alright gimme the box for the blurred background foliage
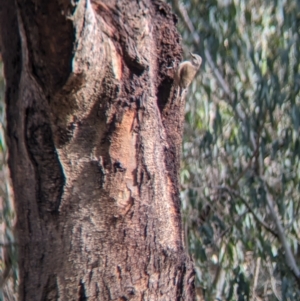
[0,55,18,300]
[168,0,300,300]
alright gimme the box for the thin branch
[252,257,261,301]
[216,185,278,238]
[231,147,259,188]
[263,182,300,287]
[215,210,247,240]
[266,257,282,301]
[174,0,198,41]
[215,268,225,301]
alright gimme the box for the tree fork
[0,0,195,300]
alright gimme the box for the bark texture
[0,0,195,300]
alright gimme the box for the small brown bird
[175,52,202,98]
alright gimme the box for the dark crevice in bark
[123,50,148,75]
[0,1,22,151]
[157,78,173,112]
[78,280,87,301]
[26,209,32,234]
[95,283,100,298]
[176,263,187,301]
[25,107,65,215]
[16,0,74,94]
[90,160,106,189]
[41,274,59,301]
[22,272,28,301]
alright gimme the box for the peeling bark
[0,0,195,300]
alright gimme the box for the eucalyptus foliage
[169,0,300,300]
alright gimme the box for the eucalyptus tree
[0,0,195,300]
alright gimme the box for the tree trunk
[0,0,195,300]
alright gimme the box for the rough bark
[0,0,195,300]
